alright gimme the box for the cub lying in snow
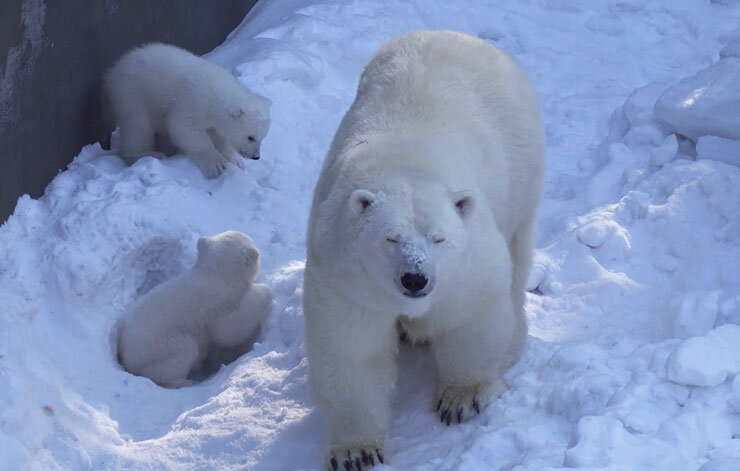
[105,43,271,178]
[118,231,273,387]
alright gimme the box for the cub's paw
[227,153,246,170]
[326,446,385,471]
[435,384,489,426]
[196,153,229,178]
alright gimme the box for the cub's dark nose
[251,154,260,160]
[401,272,428,295]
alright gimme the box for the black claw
[436,397,443,411]
[369,453,375,466]
[376,450,384,464]
[361,450,370,465]
[473,398,480,415]
[446,410,452,426]
[457,407,463,423]
[330,455,338,471]
[344,459,352,471]
[440,408,449,423]
[400,331,408,343]
[355,456,362,471]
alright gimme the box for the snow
[697,135,740,167]
[2,0,740,470]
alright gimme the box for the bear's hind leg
[211,284,273,348]
[119,116,160,165]
[137,333,201,388]
[507,220,535,354]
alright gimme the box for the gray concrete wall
[0,0,257,222]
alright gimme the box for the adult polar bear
[304,31,544,469]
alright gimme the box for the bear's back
[105,43,242,118]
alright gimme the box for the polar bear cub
[118,231,273,387]
[105,43,271,178]
[304,31,545,468]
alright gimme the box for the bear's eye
[248,136,256,142]
[433,237,446,244]
[386,237,399,243]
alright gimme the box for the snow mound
[666,324,740,387]
[654,58,740,141]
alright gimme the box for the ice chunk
[654,58,740,141]
[624,83,668,127]
[666,324,740,387]
[696,135,740,167]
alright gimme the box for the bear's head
[340,174,474,317]
[221,93,272,161]
[196,230,260,283]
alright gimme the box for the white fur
[117,231,273,387]
[303,31,545,466]
[105,43,272,178]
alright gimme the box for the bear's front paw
[435,384,488,426]
[396,320,431,347]
[230,155,246,170]
[196,153,229,178]
[149,151,168,160]
[326,446,385,471]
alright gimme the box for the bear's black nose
[251,155,260,160]
[401,272,428,294]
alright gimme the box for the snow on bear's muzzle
[398,243,434,298]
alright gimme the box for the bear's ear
[453,191,475,217]
[349,189,375,216]
[229,106,245,119]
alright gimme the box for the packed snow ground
[2,0,740,469]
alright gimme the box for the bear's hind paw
[326,446,385,471]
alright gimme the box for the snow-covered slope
[2,1,740,469]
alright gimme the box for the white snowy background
[2,0,740,469]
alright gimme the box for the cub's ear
[453,191,475,217]
[349,189,375,216]
[229,106,245,119]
